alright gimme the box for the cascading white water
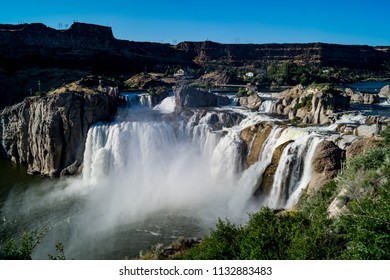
[228,125,284,212]
[259,100,274,113]
[83,106,324,219]
[139,94,153,108]
[153,96,176,113]
[81,115,247,228]
[265,132,321,209]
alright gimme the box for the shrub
[0,229,47,260]
[185,219,242,260]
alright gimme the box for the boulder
[354,124,377,137]
[174,86,229,109]
[350,92,379,104]
[308,140,344,193]
[239,93,262,110]
[328,188,349,218]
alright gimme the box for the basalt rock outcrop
[240,122,273,168]
[175,41,390,70]
[174,86,230,109]
[1,22,390,109]
[0,92,117,177]
[271,85,350,125]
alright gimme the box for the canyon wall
[0,92,117,177]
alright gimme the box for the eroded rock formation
[0,92,117,177]
[271,85,350,124]
[346,88,380,104]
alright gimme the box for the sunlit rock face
[0,92,117,177]
[271,85,350,125]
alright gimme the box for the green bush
[0,230,47,260]
[337,182,390,259]
[185,219,242,260]
[346,147,389,172]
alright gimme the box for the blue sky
[1,0,390,45]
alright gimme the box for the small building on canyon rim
[174,68,194,79]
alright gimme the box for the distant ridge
[0,22,389,108]
[0,22,389,71]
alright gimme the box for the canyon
[1,22,390,108]
[0,22,389,259]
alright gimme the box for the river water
[0,159,206,259]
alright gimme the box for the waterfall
[82,105,324,217]
[153,96,176,113]
[228,126,284,212]
[119,92,153,108]
[259,100,274,113]
[265,133,321,208]
[81,114,248,226]
[139,94,153,108]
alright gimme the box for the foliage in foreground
[0,229,66,260]
[182,136,390,260]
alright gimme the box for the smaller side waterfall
[265,135,321,208]
[259,100,274,113]
[153,96,176,113]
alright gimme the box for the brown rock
[255,140,293,196]
[240,123,273,168]
[312,140,343,174]
[239,93,262,110]
[379,85,390,98]
[308,140,344,193]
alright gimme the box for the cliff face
[175,41,390,69]
[1,22,390,108]
[0,92,117,177]
[1,23,389,72]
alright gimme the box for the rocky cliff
[0,22,188,71]
[0,92,117,177]
[1,22,390,109]
[175,41,390,69]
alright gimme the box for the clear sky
[1,0,390,46]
